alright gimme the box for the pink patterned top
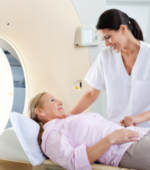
[41,112,150,170]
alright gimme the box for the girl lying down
[28,92,150,170]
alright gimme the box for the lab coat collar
[115,40,145,86]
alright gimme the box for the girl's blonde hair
[28,92,47,148]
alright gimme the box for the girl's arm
[87,129,140,164]
[69,87,100,115]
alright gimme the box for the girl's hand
[120,115,142,127]
[108,129,140,144]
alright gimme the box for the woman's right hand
[108,129,140,144]
[120,115,142,127]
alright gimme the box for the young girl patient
[28,92,150,170]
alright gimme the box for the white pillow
[9,112,46,166]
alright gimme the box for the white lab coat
[84,40,150,128]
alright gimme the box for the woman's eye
[106,36,110,39]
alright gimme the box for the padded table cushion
[33,159,135,170]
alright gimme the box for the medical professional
[69,9,150,128]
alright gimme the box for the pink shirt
[41,112,150,170]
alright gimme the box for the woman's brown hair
[96,9,144,41]
[28,92,46,149]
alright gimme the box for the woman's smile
[58,107,63,110]
[111,44,116,50]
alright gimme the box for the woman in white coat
[69,9,150,128]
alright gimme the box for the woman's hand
[108,129,140,144]
[120,115,142,127]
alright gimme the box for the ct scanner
[0,0,135,170]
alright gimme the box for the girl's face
[36,93,68,122]
[98,25,127,53]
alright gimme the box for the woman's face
[36,93,67,122]
[98,25,127,53]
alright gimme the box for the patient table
[0,128,135,170]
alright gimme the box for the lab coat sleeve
[45,130,92,170]
[84,50,106,90]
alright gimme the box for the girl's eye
[51,99,55,102]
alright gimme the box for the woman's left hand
[120,115,142,127]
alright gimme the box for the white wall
[107,1,150,43]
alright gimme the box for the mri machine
[0,0,135,169]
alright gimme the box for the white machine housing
[75,26,105,46]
